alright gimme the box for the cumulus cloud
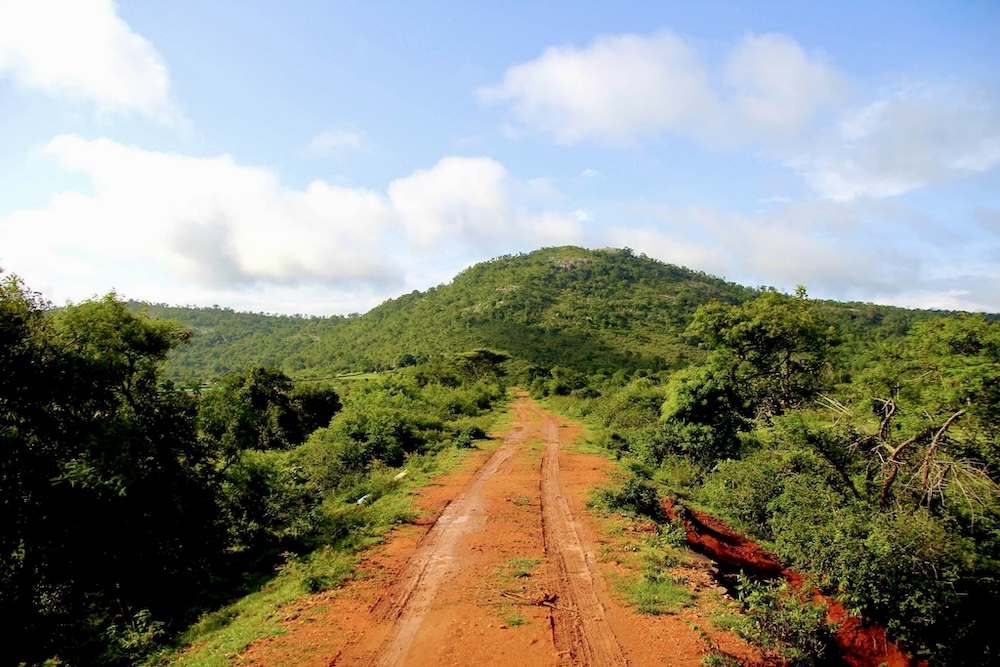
[6,135,396,287]
[607,202,892,293]
[389,156,585,249]
[0,137,585,312]
[788,86,1000,200]
[389,157,513,246]
[724,33,846,142]
[478,31,717,145]
[482,30,1000,204]
[478,30,843,147]
[0,0,180,122]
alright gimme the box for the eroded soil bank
[664,501,925,667]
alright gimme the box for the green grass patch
[160,547,355,667]
[700,650,745,666]
[486,397,518,434]
[619,570,692,615]
[333,371,386,381]
[504,612,528,627]
[586,479,695,616]
[505,557,541,580]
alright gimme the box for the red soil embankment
[662,500,925,667]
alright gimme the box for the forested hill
[315,246,755,373]
[137,246,949,382]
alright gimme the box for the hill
[137,246,948,382]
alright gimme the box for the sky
[1,1,999,316]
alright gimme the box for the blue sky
[1,1,999,315]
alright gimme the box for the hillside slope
[139,246,948,382]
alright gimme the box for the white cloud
[3,135,398,292]
[724,33,846,143]
[0,137,586,312]
[482,30,1000,205]
[388,156,584,249]
[301,127,367,157]
[0,0,180,122]
[607,203,890,293]
[478,30,717,145]
[788,86,1000,200]
[389,156,513,246]
[478,30,844,147]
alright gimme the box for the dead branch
[919,410,966,497]
[497,589,577,615]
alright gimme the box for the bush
[453,424,487,449]
[599,477,662,518]
[734,577,836,667]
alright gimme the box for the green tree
[1,285,223,665]
[199,365,300,463]
[659,362,753,463]
[686,290,837,416]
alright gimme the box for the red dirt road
[237,396,756,667]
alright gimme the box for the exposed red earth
[664,501,927,667]
[235,395,915,666]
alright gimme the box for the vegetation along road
[237,394,760,666]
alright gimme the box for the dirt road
[238,395,750,667]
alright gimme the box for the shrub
[600,477,662,518]
[734,577,836,667]
[453,425,487,449]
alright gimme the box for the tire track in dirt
[345,396,628,666]
[361,404,528,666]
[533,404,628,667]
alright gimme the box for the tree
[199,365,300,463]
[660,362,753,463]
[288,383,342,441]
[449,348,510,384]
[1,286,223,665]
[686,290,837,416]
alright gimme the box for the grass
[505,557,541,580]
[701,650,745,666]
[621,571,692,615]
[504,612,528,627]
[490,555,544,629]
[158,548,356,667]
[585,478,694,616]
[611,529,694,616]
[332,371,386,381]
